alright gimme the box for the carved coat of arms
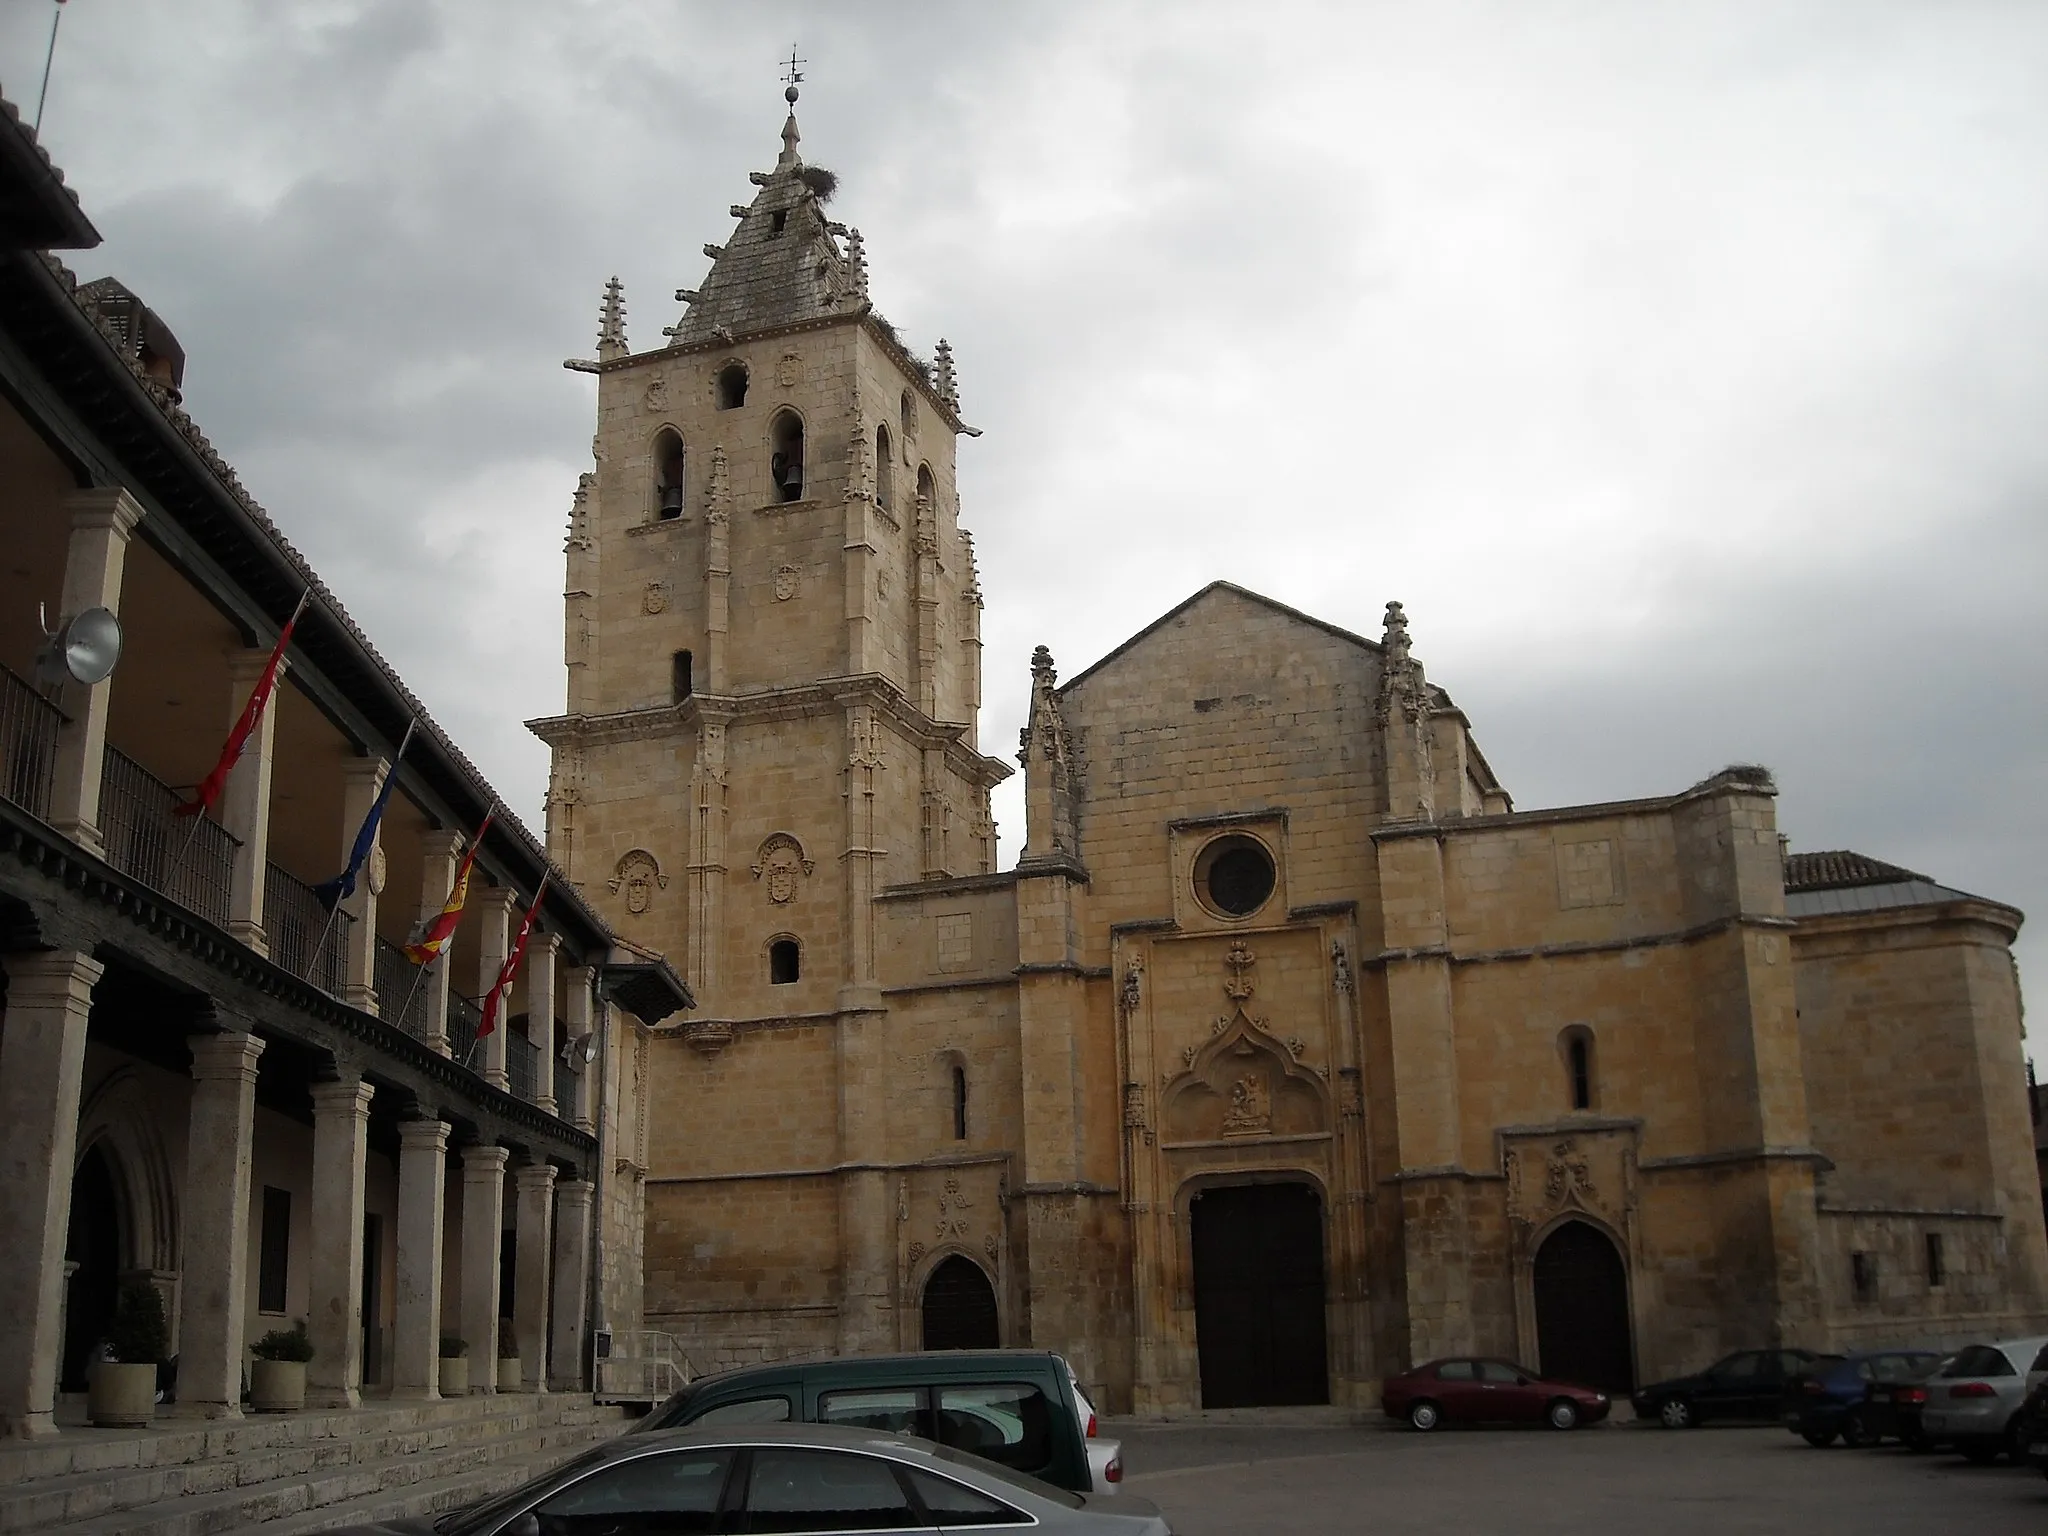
[751,833,815,904]
[608,849,668,915]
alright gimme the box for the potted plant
[248,1321,313,1411]
[496,1326,521,1391]
[438,1335,468,1397]
[89,1281,168,1427]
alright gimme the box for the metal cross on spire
[781,45,806,98]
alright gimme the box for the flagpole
[310,716,417,992]
[396,948,435,1034]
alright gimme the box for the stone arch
[650,425,687,520]
[915,1249,1000,1350]
[769,408,806,502]
[1528,1216,1634,1393]
[74,1066,179,1276]
[1161,1010,1329,1145]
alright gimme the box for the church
[534,92,2048,1412]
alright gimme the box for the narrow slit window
[258,1186,291,1314]
[769,938,800,985]
[900,389,915,440]
[770,411,805,502]
[1568,1037,1591,1110]
[671,650,693,704]
[1925,1232,1945,1288]
[655,429,686,520]
[951,1065,968,1141]
[1851,1250,1877,1304]
[771,208,788,235]
[875,424,893,510]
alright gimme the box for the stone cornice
[1790,898,2023,947]
[528,675,1013,789]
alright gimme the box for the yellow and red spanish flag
[403,813,492,965]
[478,872,549,1041]
[176,589,308,818]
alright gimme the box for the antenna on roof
[34,0,68,135]
[781,43,806,102]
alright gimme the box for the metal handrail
[447,988,483,1063]
[507,1031,540,1103]
[595,1330,696,1404]
[263,859,350,992]
[373,934,431,1039]
[100,746,238,927]
[0,663,62,820]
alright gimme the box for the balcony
[99,745,237,928]
[555,1053,577,1118]
[447,988,483,1065]
[0,664,61,820]
[507,1031,541,1104]
[262,859,349,992]
[373,934,431,1040]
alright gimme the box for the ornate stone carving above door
[1158,1007,1327,1145]
[1500,1125,1638,1251]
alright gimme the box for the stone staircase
[0,1395,632,1536]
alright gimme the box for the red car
[1382,1357,1612,1431]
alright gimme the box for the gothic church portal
[536,97,2048,1410]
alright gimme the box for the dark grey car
[326,1422,1171,1536]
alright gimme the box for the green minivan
[633,1350,1106,1494]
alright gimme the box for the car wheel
[1840,1413,1877,1450]
[1659,1398,1695,1429]
[1547,1400,1580,1431]
[1801,1428,1838,1448]
[1958,1437,2001,1465]
[1408,1400,1442,1432]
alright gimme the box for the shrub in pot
[438,1335,468,1397]
[249,1321,313,1411]
[496,1326,522,1391]
[89,1282,168,1427]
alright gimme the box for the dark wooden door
[922,1256,1000,1349]
[1191,1182,1329,1408]
[1532,1221,1633,1394]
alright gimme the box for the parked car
[1919,1336,2048,1463]
[635,1350,1114,1494]
[1782,1350,1944,1447]
[1853,1354,1951,1450]
[1633,1348,1822,1428]
[1067,1368,1124,1495]
[328,1422,1169,1536]
[1381,1357,1612,1430]
[2015,1377,2048,1479]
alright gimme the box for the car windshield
[920,1441,1087,1509]
[432,1444,619,1534]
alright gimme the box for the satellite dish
[35,605,122,687]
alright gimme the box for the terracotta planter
[438,1357,468,1396]
[250,1358,306,1412]
[497,1355,522,1391]
[88,1361,158,1428]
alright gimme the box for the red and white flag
[177,589,308,818]
[478,873,549,1041]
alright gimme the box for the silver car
[325,1422,1170,1536]
[1919,1334,2048,1463]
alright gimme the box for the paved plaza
[1115,1418,2048,1535]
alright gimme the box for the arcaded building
[537,97,2048,1411]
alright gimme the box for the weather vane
[781,45,806,100]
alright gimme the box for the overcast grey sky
[7,1,2044,1033]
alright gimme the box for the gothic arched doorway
[1191,1181,1329,1408]
[62,1142,124,1391]
[922,1256,1000,1350]
[1532,1220,1633,1394]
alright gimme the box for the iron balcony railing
[507,1031,541,1104]
[263,859,350,993]
[447,988,483,1065]
[373,934,432,1040]
[554,1054,578,1118]
[100,746,237,927]
[0,663,62,820]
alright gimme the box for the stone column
[173,1030,266,1419]
[528,934,560,1116]
[0,949,104,1439]
[46,489,144,855]
[221,649,285,955]
[514,1162,557,1392]
[417,831,464,1056]
[337,757,386,1013]
[549,1178,594,1391]
[563,966,597,1133]
[391,1119,450,1399]
[475,890,514,1089]
[306,1078,374,1408]
[460,1144,509,1390]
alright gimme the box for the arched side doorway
[1532,1219,1634,1394]
[62,1143,124,1392]
[1191,1181,1329,1408]
[922,1255,1000,1350]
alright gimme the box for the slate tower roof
[666,86,856,347]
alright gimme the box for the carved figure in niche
[750,833,816,904]
[1331,940,1353,995]
[608,849,668,914]
[1223,1074,1271,1137]
[774,563,800,601]
[1123,1083,1152,1145]
[644,580,670,615]
[1118,956,1143,1019]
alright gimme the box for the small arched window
[915,463,936,510]
[769,937,801,985]
[770,411,805,502]
[1562,1027,1595,1112]
[951,1065,968,1142]
[654,429,686,520]
[717,363,748,410]
[671,650,693,704]
[875,424,893,510]
[900,389,915,441]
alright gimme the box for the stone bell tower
[534,82,1009,1038]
